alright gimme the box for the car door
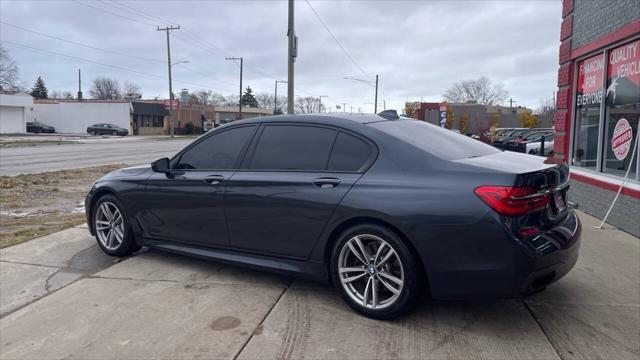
[140,125,257,248]
[224,124,376,259]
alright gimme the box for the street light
[167,60,189,137]
[344,74,379,113]
[274,80,287,114]
[319,95,327,113]
[172,60,189,67]
[225,57,243,119]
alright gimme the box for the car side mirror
[151,157,170,173]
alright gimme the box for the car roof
[224,113,394,128]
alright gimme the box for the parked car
[26,121,55,133]
[85,113,580,319]
[506,131,555,152]
[527,134,555,156]
[87,123,129,136]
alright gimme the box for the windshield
[371,120,500,161]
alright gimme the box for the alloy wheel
[338,234,404,310]
[95,201,125,251]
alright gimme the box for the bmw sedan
[85,113,581,319]
[26,121,55,133]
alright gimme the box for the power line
[304,0,369,78]
[101,0,174,26]
[3,40,226,91]
[71,0,157,28]
[70,0,345,106]
[0,21,164,64]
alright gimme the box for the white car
[527,137,554,156]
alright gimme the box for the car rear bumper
[426,209,581,300]
[517,209,581,294]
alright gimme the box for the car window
[371,120,499,161]
[250,125,336,171]
[327,132,372,172]
[177,125,256,170]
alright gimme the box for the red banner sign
[163,99,180,109]
[606,39,639,106]
[576,54,604,107]
[608,39,639,85]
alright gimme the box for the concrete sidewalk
[0,211,638,359]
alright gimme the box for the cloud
[0,0,561,112]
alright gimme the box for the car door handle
[203,175,225,185]
[313,177,341,188]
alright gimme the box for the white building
[0,92,33,134]
[31,99,131,134]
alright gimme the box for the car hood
[100,165,151,180]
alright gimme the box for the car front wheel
[93,195,140,257]
[331,224,422,319]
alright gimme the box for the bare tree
[210,93,227,106]
[443,76,508,105]
[90,77,122,100]
[122,81,141,98]
[536,96,556,115]
[225,94,240,107]
[0,46,19,91]
[189,89,212,105]
[295,97,325,114]
[49,90,74,99]
[256,92,274,109]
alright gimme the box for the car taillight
[474,186,550,217]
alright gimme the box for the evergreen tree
[30,76,48,99]
[241,87,259,108]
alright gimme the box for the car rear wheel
[112,130,118,136]
[90,130,96,136]
[93,195,140,257]
[331,224,421,319]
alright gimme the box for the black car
[26,121,55,133]
[87,123,129,136]
[85,113,580,319]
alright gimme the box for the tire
[92,194,140,257]
[112,130,118,136]
[330,223,422,320]
[90,130,96,136]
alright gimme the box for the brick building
[555,0,639,236]
[405,102,551,135]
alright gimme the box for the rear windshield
[371,120,500,160]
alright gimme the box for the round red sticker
[611,118,633,160]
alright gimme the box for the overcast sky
[1,0,562,113]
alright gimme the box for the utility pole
[345,75,379,114]
[287,0,297,114]
[77,68,83,101]
[319,95,327,113]
[342,103,347,113]
[374,74,379,114]
[225,57,243,119]
[274,80,287,114]
[158,25,180,137]
[509,98,516,109]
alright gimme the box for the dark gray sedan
[85,113,580,319]
[86,123,128,136]
[26,121,55,133]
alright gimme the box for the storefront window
[603,39,639,179]
[573,54,604,169]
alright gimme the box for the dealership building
[555,0,639,236]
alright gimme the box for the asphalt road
[1,211,638,359]
[0,137,193,176]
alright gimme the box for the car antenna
[377,109,399,120]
